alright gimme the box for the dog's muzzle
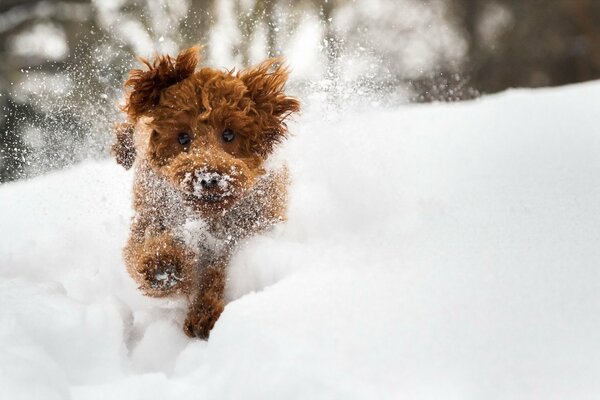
[181,169,237,205]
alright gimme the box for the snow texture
[2,82,600,399]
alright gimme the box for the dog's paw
[134,244,196,297]
[144,261,184,291]
[183,297,225,339]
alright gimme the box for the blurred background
[1,0,599,182]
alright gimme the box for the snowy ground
[2,82,600,399]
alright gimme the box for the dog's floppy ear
[123,46,200,122]
[111,122,136,169]
[239,58,300,120]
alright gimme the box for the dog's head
[122,47,299,217]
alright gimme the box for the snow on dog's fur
[112,46,299,338]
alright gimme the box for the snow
[10,22,69,61]
[2,81,600,399]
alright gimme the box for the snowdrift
[2,82,600,399]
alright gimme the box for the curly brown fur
[113,46,299,339]
[123,46,200,122]
[183,263,226,339]
[112,122,136,169]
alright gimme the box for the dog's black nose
[200,177,219,189]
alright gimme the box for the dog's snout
[190,170,229,192]
[200,177,219,189]
[181,168,235,200]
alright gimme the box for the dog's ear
[111,122,136,169]
[123,46,200,122]
[239,58,300,121]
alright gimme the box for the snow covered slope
[2,82,600,399]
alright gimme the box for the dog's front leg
[124,230,199,298]
[183,261,226,339]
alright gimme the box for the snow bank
[2,82,600,399]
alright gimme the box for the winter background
[1,1,600,399]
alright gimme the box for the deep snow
[2,82,600,399]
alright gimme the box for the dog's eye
[222,129,235,143]
[178,132,191,146]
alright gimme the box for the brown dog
[112,47,300,338]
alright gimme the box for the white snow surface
[2,82,600,399]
